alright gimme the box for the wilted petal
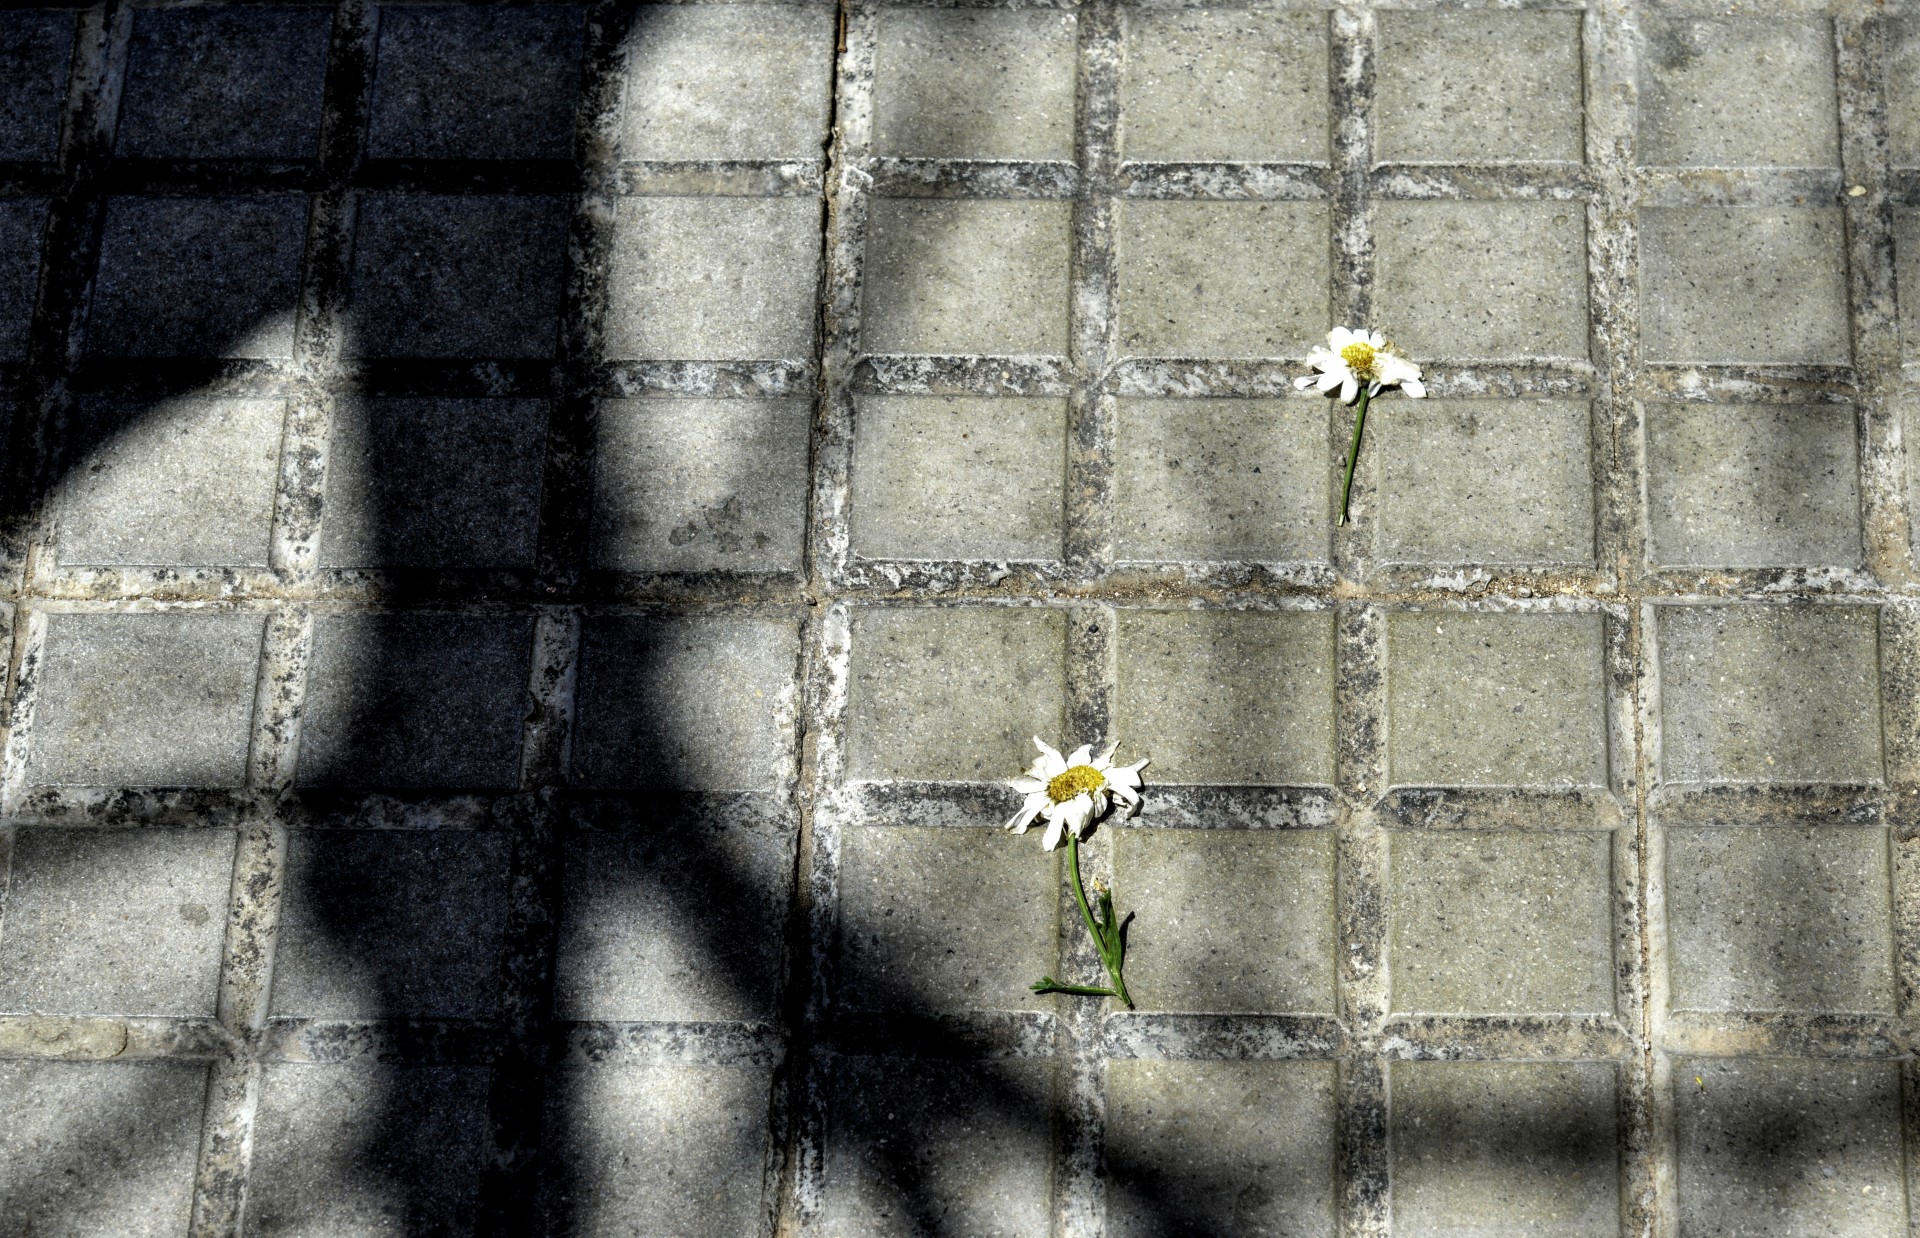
[1032,737,1067,777]
[1402,377,1426,398]
[1065,744,1094,768]
[1006,793,1047,833]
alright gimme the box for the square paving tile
[87,195,307,358]
[555,820,793,1022]
[319,398,548,570]
[294,613,533,790]
[1118,9,1328,164]
[1666,826,1894,1014]
[872,8,1077,161]
[1375,10,1584,163]
[1114,397,1329,563]
[620,5,836,161]
[1675,1058,1905,1237]
[1390,1061,1620,1237]
[1640,208,1851,365]
[1114,828,1336,1014]
[0,1060,207,1237]
[590,397,810,573]
[606,195,821,361]
[851,395,1067,561]
[1105,1060,1337,1238]
[1891,209,1920,362]
[347,193,568,358]
[1115,608,1335,786]
[0,197,45,360]
[1638,17,1838,167]
[271,829,512,1020]
[0,12,74,162]
[846,606,1066,781]
[1646,402,1862,569]
[862,199,1071,356]
[836,825,1057,1014]
[28,611,264,788]
[1386,611,1609,789]
[1889,19,1920,167]
[570,613,800,791]
[1374,200,1589,361]
[1116,201,1329,359]
[1389,829,1615,1014]
[544,1063,774,1237]
[58,396,284,567]
[821,1055,1054,1237]
[368,4,584,159]
[1656,605,1882,785]
[1377,399,1596,567]
[0,828,235,1017]
[116,6,332,159]
[249,1062,491,1236]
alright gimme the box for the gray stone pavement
[0,0,1917,1235]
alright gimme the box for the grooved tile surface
[7,4,1920,1231]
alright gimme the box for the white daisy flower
[1005,737,1147,852]
[1294,326,1426,405]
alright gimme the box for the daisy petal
[1317,370,1344,393]
[1041,817,1065,851]
[1032,736,1066,777]
[1011,777,1046,795]
[1402,377,1426,398]
[1294,374,1316,389]
[1339,376,1359,404]
[1065,744,1093,768]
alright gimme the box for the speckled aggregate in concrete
[1,2,1919,1235]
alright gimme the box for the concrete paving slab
[555,819,792,1021]
[1646,402,1863,569]
[1115,608,1335,785]
[28,611,263,788]
[0,828,234,1017]
[0,1060,206,1237]
[368,4,584,160]
[58,396,284,567]
[271,829,511,1020]
[1656,604,1882,785]
[1114,827,1336,1014]
[620,5,836,161]
[1114,397,1330,563]
[1390,1061,1620,1236]
[0,11,72,162]
[1377,398,1596,567]
[0,197,45,360]
[570,613,798,790]
[1638,16,1838,168]
[1116,200,1329,359]
[319,398,547,570]
[248,1062,491,1237]
[1674,1058,1906,1237]
[591,397,811,573]
[851,394,1067,562]
[1376,10,1585,163]
[543,1062,774,1237]
[873,8,1077,161]
[1117,10,1328,164]
[1389,829,1615,1014]
[862,199,1071,356]
[1640,207,1851,364]
[116,6,332,160]
[1105,1060,1337,1238]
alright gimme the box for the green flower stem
[1030,833,1133,1009]
[1338,387,1371,527]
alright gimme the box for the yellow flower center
[1340,341,1378,379]
[1047,764,1106,803]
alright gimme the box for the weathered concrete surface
[0,1,1918,1235]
